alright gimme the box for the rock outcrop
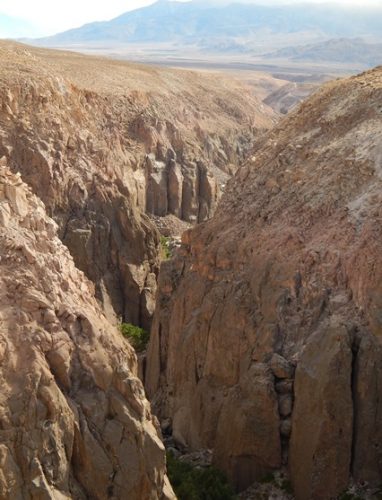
[0,41,275,326]
[0,161,174,499]
[146,67,382,497]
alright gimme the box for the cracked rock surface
[0,41,275,326]
[0,162,174,499]
[146,67,382,498]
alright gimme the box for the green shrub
[338,493,363,500]
[120,323,149,352]
[160,236,171,260]
[259,472,275,484]
[166,451,235,500]
[280,479,293,494]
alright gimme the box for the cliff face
[146,67,382,498]
[0,161,174,499]
[0,42,275,327]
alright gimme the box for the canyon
[146,66,382,498]
[0,36,381,500]
[0,40,276,499]
[0,41,275,330]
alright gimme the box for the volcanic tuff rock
[0,161,174,499]
[0,41,274,326]
[146,67,382,497]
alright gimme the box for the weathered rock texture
[0,162,174,499]
[0,41,275,326]
[146,67,382,497]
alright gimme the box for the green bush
[280,479,293,494]
[259,472,275,484]
[160,236,172,260]
[120,323,149,352]
[166,451,235,500]
[338,493,363,500]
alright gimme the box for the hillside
[263,81,319,115]
[0,161,174,498]
[146,66,382,498]
[0,41,274,328]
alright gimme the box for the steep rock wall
[0,161,174,499]
[0,41,275,326]
[146,67,382,497]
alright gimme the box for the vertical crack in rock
[349,325,361,479]
[0,163,174,498]
[146,66,382,496]
[0,41,275,327]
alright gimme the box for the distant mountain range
[267,38,382,67]
[32,0,382,48]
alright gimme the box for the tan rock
[289,320,353,499]
[147,66,382,494]
[167,160,183,218]
[270,354,294,379]
[0,165,173,499]
[0,40,275,328]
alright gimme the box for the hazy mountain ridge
[268,37,382,66]
[33,0,382,48]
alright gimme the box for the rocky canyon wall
[146,66,382,498]
[0,41,275,327]
[0,161,174,499]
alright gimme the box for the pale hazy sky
[1,0,381,38]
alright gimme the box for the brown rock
[167,160,183,218]
[352,333,382,486]
[289,319,353,499]
[146,154,168,217]
[146,66,382,493]
[280,419,292,438]
[0,40,275,327]
[0,165,173,499]
[278,395,293,418]
[198,161,219,222]
[275,379,294,394]
[270,354,295,379]
[213,364,281,490]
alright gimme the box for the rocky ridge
[146,66,382,498]
[0,41,275,327]
[0,160,174,499]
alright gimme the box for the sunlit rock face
[0,162,175,499]
[0,41,275,327]
[146,66,382,497]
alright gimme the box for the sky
[1,0,381,38]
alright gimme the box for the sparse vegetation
[166,451,235,500]
[160,235,171,260]
[258,472,293,496]
[120,323,149,352]
[338,490,363,500]
[338,494,363,500]
[259,472,275,484]
[280,479,293,494]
